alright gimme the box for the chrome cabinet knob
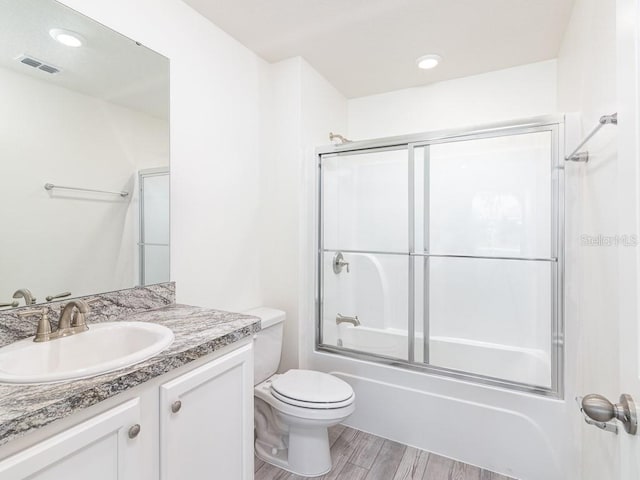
[582,393,637,435]
[128,424,141,439]
[171,400,182,413]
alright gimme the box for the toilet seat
[255,380,355,421]
[271,389,355,409]
[270,370,354,409]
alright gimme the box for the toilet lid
[271,370,354,404]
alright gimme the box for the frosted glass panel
[323,148,408,252]
[140,170,170,286]
[420,132,552,258]
[143,245,170,285]
[321,251,409,360]
[142,174,170,244]
[418,256,552,388]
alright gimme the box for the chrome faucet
[336,313,360,327]
[17,300,91,342]
[13,288,36,306]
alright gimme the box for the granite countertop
[0,304,261,447]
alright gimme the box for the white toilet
[246,307,355,477]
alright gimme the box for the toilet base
[255,423,332,477]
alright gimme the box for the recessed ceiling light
[416,54,442,70]
[49,28,84,47]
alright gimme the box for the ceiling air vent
[38,64,60,74]
[15,54,61,75]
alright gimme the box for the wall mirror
[0,0,170,309]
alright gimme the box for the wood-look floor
[254,425,515,480]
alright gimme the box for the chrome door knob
[581,394,616,422]
[171,400,182,413]
[581,393,637,435]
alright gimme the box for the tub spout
[336,314,360,327]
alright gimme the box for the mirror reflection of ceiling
[184,0,576,98]
[0,0,169,119]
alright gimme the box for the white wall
[260,57,302,372]
[262,57,347,371]
[0,65,168,302]
[348,60,558,139]
[557,0,619,479]
[56,0,270,312]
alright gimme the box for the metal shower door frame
[315,115,565,398]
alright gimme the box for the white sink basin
[0,322,174,384]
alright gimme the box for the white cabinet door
[0,398,142,480]
[160,343,253,480]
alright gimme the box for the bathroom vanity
[0,285,259,480]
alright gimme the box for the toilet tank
[243,307,285,385]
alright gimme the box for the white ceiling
[184,0,576,99]
[0,0,169,119]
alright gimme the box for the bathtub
[310,324,570,480]
[336,325,551,388]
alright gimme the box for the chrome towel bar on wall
[565,112,617,163]
[44,183,129,197]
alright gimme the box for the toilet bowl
[245,307,356,477]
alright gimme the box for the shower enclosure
[316,116,563,396]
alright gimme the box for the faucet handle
[17,308,47,318]
[45,291,72,302]
[18,308,52,342]
[333,252,351,274]
[338,258,350,273]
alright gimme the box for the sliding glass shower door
[318,119,563,396]
[321,147,410,359]
[413,131,557,389]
